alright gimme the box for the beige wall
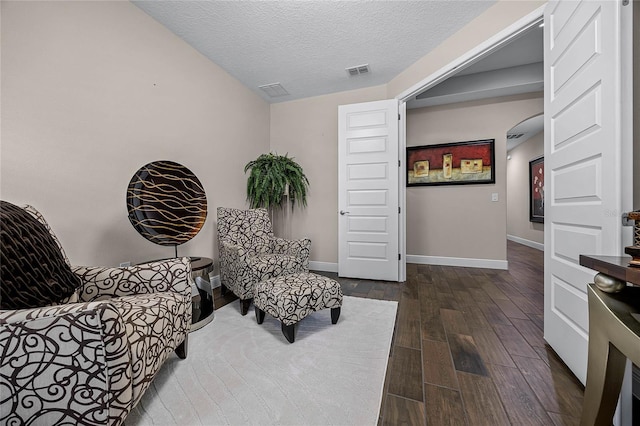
[270,86,387,263]
[1,1,270,267]
[406,94,543,262]
[506,131,544,245]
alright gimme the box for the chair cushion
[249,254,305,283]
[0,201,80,309]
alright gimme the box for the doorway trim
[395,5,545,104]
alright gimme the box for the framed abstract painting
[529,156,544,223]
[406,139,495,186]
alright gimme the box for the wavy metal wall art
[127,161,207,246]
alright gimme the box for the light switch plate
[491,193,499,202]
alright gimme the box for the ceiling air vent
[507,133,525,139]
[346,64,370,76]
[259,82,289,98]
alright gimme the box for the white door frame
[398,101,407,282]
[395,6,545,104]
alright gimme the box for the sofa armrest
[220,241,260,297]
[219,240,249,269]
[271,237,311,269]
[0,302,133,426]
[220,240,248,258]
[74,257,193,302]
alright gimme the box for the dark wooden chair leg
[255,306,265,324]
[240,298,252,316]
[175,334,188,359]
[220,283,228,296]
[281,322,296,343]
[331,307,341,324]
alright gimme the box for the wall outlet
[119,261,131,267]
[491,193,499,202]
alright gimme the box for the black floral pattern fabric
[217,207,311,301]
[0,201,80,309]
[254,272,343,326]
[0,205,192,426]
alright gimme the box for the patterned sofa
[0,202,193,426]
[217,207,311,315]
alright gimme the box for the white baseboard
[310,257,508,272]
[309,261,338,273]
[406,255,508,270]
[507,234,544,251]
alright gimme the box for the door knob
[340,210,350,216]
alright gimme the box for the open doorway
[402,17,543,271]
[506,113,544,252]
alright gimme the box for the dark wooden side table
[579,255,640,425]
[190,257,214,332]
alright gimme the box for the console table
[579,255,640,425]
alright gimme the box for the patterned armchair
[217,207,311,315]
[0,202,193,426]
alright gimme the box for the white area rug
[125,295,398,426]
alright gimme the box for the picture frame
[406,139,495,186]
[529,156,544,223]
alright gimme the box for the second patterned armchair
[217,207,311,315]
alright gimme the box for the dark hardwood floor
[213,240,585,425]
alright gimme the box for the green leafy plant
[244,153,309,209]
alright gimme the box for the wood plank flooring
[213,240,585,425]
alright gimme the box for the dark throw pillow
[0,201,80,310]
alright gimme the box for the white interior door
[544,0,632,391]
[338,100,399,281]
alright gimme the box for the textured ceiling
[132,1,496,103]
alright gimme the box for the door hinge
[398,207,401,214]
[398,113,401,120]
[398,253,401,260]
[398,160,401,167]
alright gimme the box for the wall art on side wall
[529,156,544,223]
[406,139,495,186]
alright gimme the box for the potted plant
[244,153,309,210]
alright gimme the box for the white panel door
[338,100,399,281]
[544,0,632,387]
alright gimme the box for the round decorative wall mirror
[126,160,207,248]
